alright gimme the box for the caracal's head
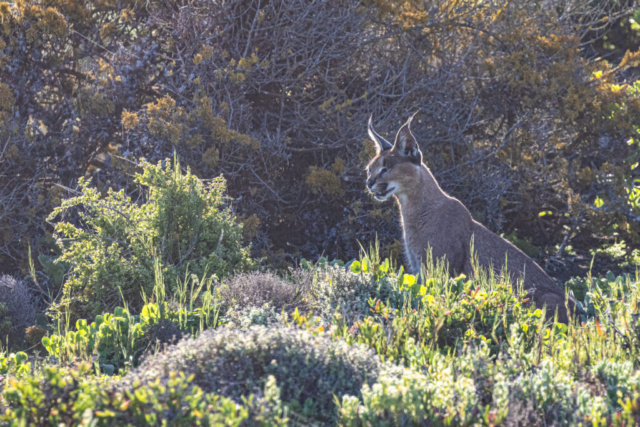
[365,112,424,202]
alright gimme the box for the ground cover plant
[4,240,640,425]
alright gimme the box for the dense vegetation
[1,0,640,277]
[0,157,639,425]
[2,0,640,425]
[3,236,640,425]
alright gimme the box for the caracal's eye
[380,167,389,175]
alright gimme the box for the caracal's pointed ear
[368,115,393,154]
[393,111,422,164]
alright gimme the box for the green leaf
[14,352,28,365]
[318,257,327,269]
[94,315,104,327]
[350,261,362,274]
[38,254,67,286]
[101,364,115,375]
[76,319,88,331]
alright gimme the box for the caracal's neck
[394,163,447,217]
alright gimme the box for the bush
[0,351,30,379]
[291,251,548,366]
[0,363,288,426]
[42,307,146,374]
[120,325,382,422]
[47,156,254,318]
[294,261,402,322]
[0,276,35,349]
[42,288,221,373]
[221,271,304,312]
[337,343,589,426]
[8,258,640,425]
[338,334,640,426]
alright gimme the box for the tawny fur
[366,115,575,323]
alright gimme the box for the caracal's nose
[366,177,376,190]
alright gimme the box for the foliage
[40,264,222,373]
[0,363,288,426]
[0,276,36,349]
[47,156,253,317]
[5,248,640,424]
[337,339,640,426]
[290,249,556,366]
[220,271,305,313]
[42,308,145,374]
[41,299,221,374]
[328,252,640,425]
[293,256,402,322]
[1,0,639,279]
[120,326,381,423]
[0,351,30,378]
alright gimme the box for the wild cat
[365,113,574,323]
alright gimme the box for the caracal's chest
[400,218,428,274]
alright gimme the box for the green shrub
[9,257,640,426]
[0,351,30,379]
[220,271,310,329]
[225,303,283,329]
[293,259,403,323]
[0,363,287,426]
[47,156,254,318]
[328,256,640,425]
[339,348,490,426]
[120,325,381,423]
[338,334,640,426]
[41,292,221,373]
[290,250,547,366]
[42,307,146,374]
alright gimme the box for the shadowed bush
[120,325,382,422]
[0,276,35,349]
[221,271,304,312]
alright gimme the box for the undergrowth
[2,244,640,425]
